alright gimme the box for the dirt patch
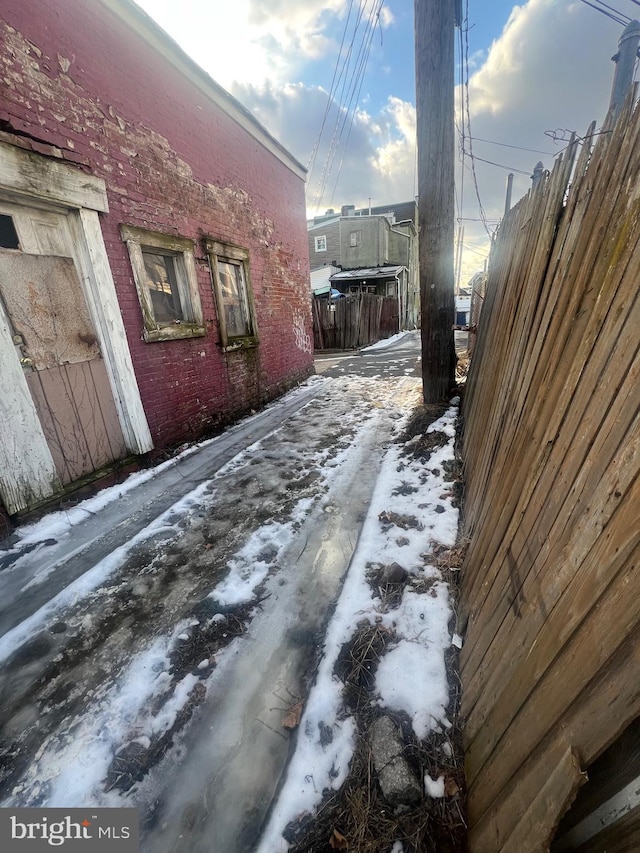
[104,681,207,793]
[334,623,396,714]
[366,563,407,611]
[378,510,424,532]
[399,405,448,443]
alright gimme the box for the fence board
[462,263,640,722]
[469,630,640,849]
[460,94,640,851]
[312,293,398,350]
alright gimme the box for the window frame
[121,224,205,343]
[314,235,327,252]
[349,230,362,248]
[206,239,258,351]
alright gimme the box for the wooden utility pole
[414,0,457,403]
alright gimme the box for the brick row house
[0,0,314,518]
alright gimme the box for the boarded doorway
[0,203,126,488]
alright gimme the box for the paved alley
[0,332,459,853]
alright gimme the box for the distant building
[307,202,419,329]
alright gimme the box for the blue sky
[133,0,637,280]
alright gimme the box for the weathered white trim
[99,0,306,182]
[70,209,153,454]
[0,141,153,467]
[0,142,108,212]
[121,224,205,342]
[0,301,60,514]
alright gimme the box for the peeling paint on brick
[0,3,313,458]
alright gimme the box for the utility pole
[609,20,640,121]
[504,172,514,217]
[414,0,457,403]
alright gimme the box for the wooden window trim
[121,224,205,342]
[206,239,258,352]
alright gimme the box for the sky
[132,0,639,283]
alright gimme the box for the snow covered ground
[257,404,461,852]
[0,333,464,852]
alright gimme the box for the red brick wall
[0,0,314,449]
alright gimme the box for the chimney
[341,204,355,217]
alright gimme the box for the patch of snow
[359,331,414,353]
[257,403,460,851]
[9,375,327,552]
[375,638,450,741]
[424,774,445,798]
[0,482,212,665]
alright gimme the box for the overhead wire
[319,2,378,208]
[462,153,531,175]
[327,2,384,207]
[462,0,493,238]
[309,0,385,214]
[577,0,630,25]
[469,136,555,156]
[306,0,356,179]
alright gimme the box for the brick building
[0,0,313,517]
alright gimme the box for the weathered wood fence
[460,95,640,852]
[312,293,398,350]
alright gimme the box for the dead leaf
[329,828,349,849]
[444,776,460,797]
[282,701,303,730]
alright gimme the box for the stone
[381,562,408,585]
[369,716,422,806]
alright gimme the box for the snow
[360,331,414,352]
[424,774,446,798]
[1,358,462,846]
[0,481,211,665]
[257,402,460,852]
[8,375,327,552]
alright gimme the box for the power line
[462,0,493,237]
[463,152,531,175]
[310,0,384,213]
[323,2,380,208]
[470,136,554,156]
[306,0,356,179]
[577,0,630,25]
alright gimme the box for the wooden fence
[312,293,398,350]
[460,95,640,852]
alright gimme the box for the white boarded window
[314,235,327,252]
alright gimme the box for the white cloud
[456,0,624,282]
[134,0,350,88]
[233,80,416,215]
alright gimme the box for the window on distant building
[314,235,327,252]
[206,240,257,350]
[121,225,205,342]
[349,230,362,248]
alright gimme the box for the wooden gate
[312,293,398,350]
